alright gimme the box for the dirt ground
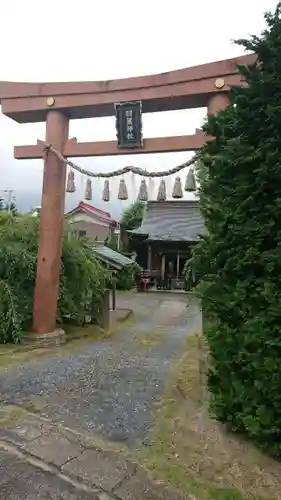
[139,332,281,500]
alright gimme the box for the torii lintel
[0,53,255,124]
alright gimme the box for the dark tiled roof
[130,200,205,242]
[93,244,135,270]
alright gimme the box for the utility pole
[3,189,13,212]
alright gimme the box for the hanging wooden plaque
[115,101,143,148]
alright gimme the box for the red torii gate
[0,53,255,343]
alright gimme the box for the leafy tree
[193,3,281,457]
[120,200,145,230]
[195,158,209,186]
[0,214,108,343]
[0,197,4,211]
[115,263,141,290]
[103,227,141,290]
[104,233,119,251]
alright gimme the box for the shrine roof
[93,244,135,270]
[66,201,118,225]
[130,200,205,242]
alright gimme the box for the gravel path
[0,293,201,447]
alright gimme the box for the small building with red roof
[66,201,119,242]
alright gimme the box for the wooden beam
[14,133,212,160]
[3,75,238,123]
[0,54,255,101]
[0,54,256,123]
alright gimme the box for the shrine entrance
[0,53,254,341]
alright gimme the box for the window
[78,230,87,237]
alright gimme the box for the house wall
[67,212,113,241]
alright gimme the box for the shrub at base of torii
[0,213,108,343]
[192,3,281,457]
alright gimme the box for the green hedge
[192,4,281,457]
[116,263,141,290]
[0,213,108,343]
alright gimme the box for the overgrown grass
[139,332,281,500]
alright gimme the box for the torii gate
[0,53,255,343]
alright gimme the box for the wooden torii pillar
[0,53,255,344]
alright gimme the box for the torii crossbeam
[0,53,255,344]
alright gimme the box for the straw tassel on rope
[184,168,196,192]
[172,176,183,199]
[157,179,166,201]
[138,179,148,201]
[66,169,76,193]
[118,178,128,200]
[85,178,92,200]
[102,179,110,202]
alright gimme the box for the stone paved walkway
[0,404,192,499]
[0,293,201,499]
[0,448,97,500]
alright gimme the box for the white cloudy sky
[0,0,277,218]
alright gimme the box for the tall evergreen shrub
[193,3,281,456]
[0,213,108,343]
